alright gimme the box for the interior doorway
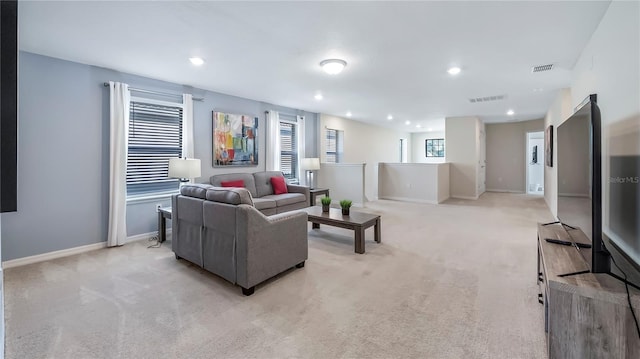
[526,131,544,195]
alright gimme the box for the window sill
[126,192,177,204]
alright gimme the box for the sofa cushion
[252,197,277,210]
[210,173,258,198]
[262,193,306,207]
[221,179,245,188]
[205,187,254,206]
[270,176,288,195]
[253,171,285,197]
[180,183,215,199]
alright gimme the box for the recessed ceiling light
[405,120,411,125]
[507,109,515,116]
[346,111,352,117]
[387,115,393,120]
[416,124,422,128]
[447,66,461,75]
[189,57,205,66]
[320,59,347,75]
[428,128,433,132]
[314,93,323,100]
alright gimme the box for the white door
[478,127,486,195]
[526,131,545,195]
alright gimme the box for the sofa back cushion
[205,187,254,206]
[180,183,215,199]
[210,173,257,197]
[253,171,286,197]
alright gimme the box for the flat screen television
[557,95,640,286]
[556,94,609,273]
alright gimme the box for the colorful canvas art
[212,111,258,167]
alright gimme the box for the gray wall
[485,119,544,192]
[2,52,317,261]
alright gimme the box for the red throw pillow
[221,179,245,188]
[270,176,288,195]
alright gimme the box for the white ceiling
[18,1,611,133]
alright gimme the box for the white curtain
[266,110,281,171]
[108,81,130,247]
[182,94,194,158]
[296,115,306,182]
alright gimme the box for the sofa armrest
[235,205,308,289]
[286,184,310,204]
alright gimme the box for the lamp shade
[300,158,320,171]
[168,158,201,179]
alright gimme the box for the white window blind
[127,100,183,196]
[279,117,297,180]
[326,128,343,163]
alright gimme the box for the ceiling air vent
[468,94,506,104]
[532,63,554,73]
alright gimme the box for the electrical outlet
[156,204,162,212]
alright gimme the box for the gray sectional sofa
[210,171,309,215]
[172,183,308,295]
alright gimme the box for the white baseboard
[2,241,107,269]
[2,230,170,269]
[486,189,525,194]
[450,195,479,200]
[378,196,439,205]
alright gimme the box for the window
[127,99,184,197]
[325,128,343,163]
[400,138,408,163]
[425,138,445,157]
[279,120,297,181]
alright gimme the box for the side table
[157,207,172,243]
[309,188,330,206]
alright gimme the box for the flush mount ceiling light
[387,115,393,120]
[428,128,433,132]
[416,124,422,128]
[189,57,205,66]
[314,93,323,100]
[346,111,352,117]
[320,59,347,75]
[447,66,461,75]
[507,109,515,116]
[405,120,411,125]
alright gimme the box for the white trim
[1,230,172,269]
[2,241,108,269]
[486,189,525,193]
[450,195,480,200]
[379,196,439,205]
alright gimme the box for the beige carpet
[4,193,553,358]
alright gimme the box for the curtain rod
[103,82,203,102]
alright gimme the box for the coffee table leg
[355,226,365,254]
[312,222,320,229]
[375,218,381,243]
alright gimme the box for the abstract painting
[212,111,258,167]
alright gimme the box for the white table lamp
[169,158,201,185]
[300,158,320,189]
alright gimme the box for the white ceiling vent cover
[469,95,506,103]
[532,63,554,73]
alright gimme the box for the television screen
[556,96,609,273]
[557,106,593,239]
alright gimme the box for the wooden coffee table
[302,206,381,254]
